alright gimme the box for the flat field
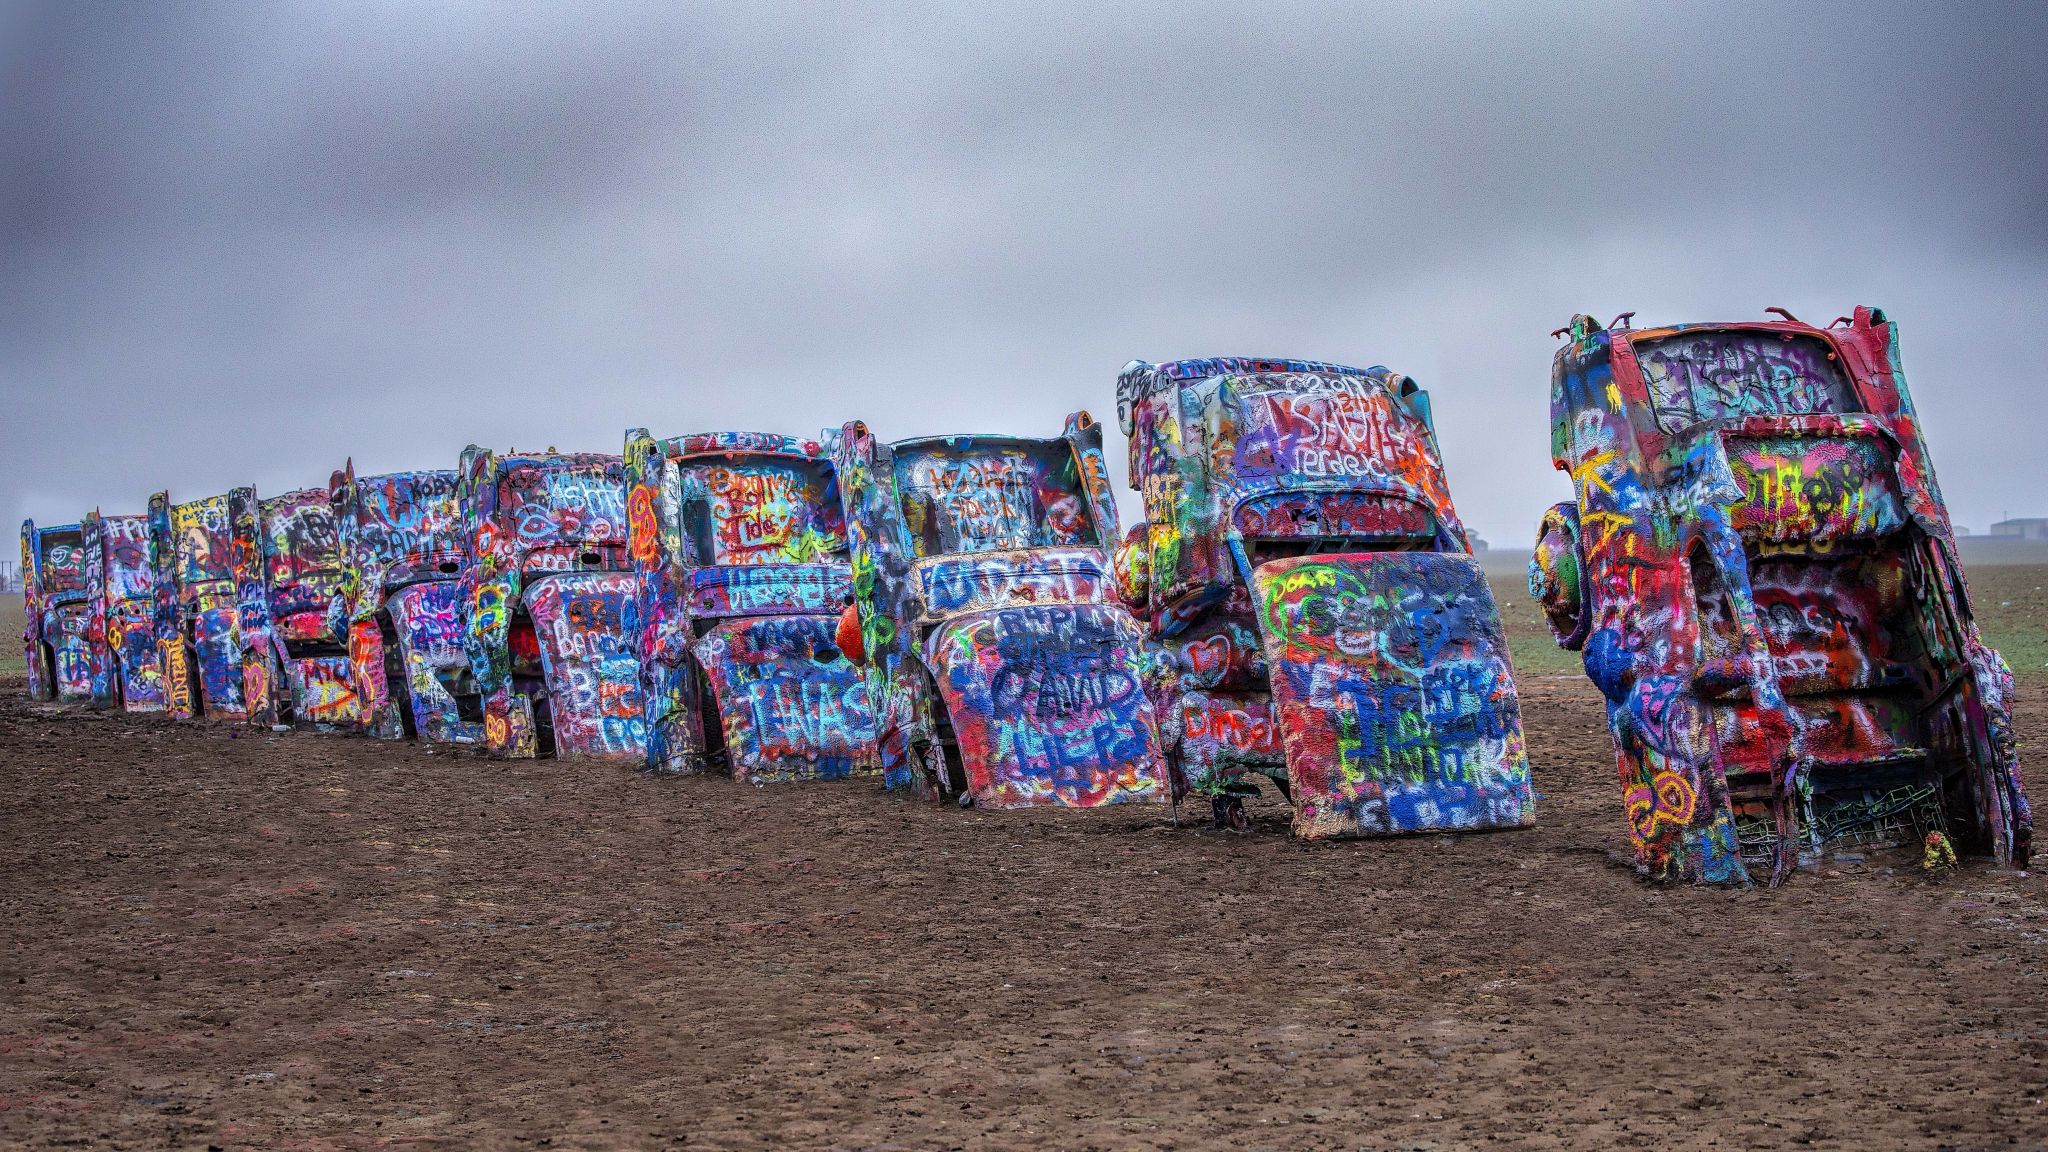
[2,594,21,676]
[1,576,2045,1150]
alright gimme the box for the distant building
[1954,525,1971,536]
[1467,532,1490,554]
[1990,518,2048,542]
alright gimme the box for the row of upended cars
[19,307,2032,884]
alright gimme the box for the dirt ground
[3,671,2048,1150]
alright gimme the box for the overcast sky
[4,1,2045,548]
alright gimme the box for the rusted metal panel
[626,429,878,781]
[330,463,480,744]
[228,487,272,724]
[19,519,96,703]
[460,447,645,761]
[146,492,194,719]
[78,512,113,706]
[234,485,357,728]
[381,580,479,744]
[835,414,1171,808]
[144,491,248,720]
[81,511,165,711]
[1529,306,2031,883]
[1117,357,1534,836]
[924,600,1167,807]
[1250,552,1532,837]
[19,523,44,701]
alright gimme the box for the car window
[1636,330,1859,435]
[676,456,845,566]
[39,532,85,593]
[893,443,1095,557]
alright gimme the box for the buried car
[81,510,166,710]
[329,463,482,745]
[20,519,96,703]
[460,447,645,760]
[625,429,879,780]
[235,486,358,729]
[833,413,1172,808]
[1115,357,1535,838]
[148,490,248,720]
[1530,307,2030,883]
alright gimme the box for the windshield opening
[38,531,85,593]
[264,498,341,585]
[1636,330,1860,435]
[674,455,845,566]
[892,442,1098,558]
[497,464,627,549]
[355,473,465,564]
[173,499,234,584]
[102,518,154,601]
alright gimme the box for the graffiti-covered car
[626,430,880,780]
[234,486,358,728]
[834,413,1171,808]
[1115,357,1535,838]
[81,510,165,710]
[19,519,96,703]
[1529,307,2030,883]
[460,447,646,760]
[329,463,482,745]
[148,490,248,720]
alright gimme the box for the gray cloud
[4,0,2046,543]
